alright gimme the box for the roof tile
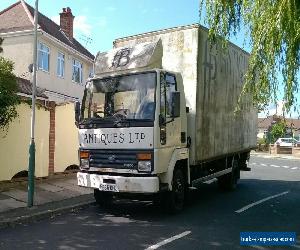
[0,1,94,60]
[17,77,48,99]
[0,1,32,33]
[258,116,300,130]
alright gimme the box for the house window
[57,52,65,77]
[38,42,50,71]
[72,59,83,83]
[88,66,94,78]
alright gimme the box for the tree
[270,120,286,143]
[200,0,300,113]
[0,38,20,131]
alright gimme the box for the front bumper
[77,172,159,193]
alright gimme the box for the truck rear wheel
[218,159,240,191]
[163,168,185,213]
[94,189,113,207]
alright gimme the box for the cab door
[155,72,181,173]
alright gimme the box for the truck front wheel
[163,168,185,213]
[94,189,113,207]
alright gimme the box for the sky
[0,0,298,118]
[0,0,203,54]
[0,0,250,54]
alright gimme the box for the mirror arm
[161,117,174,126]
[165,118,174,125]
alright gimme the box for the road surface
[0,155,299,249]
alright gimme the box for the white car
[275,138,300,147]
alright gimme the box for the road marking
[282,166,290,169]
[291,167,298,170]
[260,163,267,166]
[270,164,280,168]
[251,163,257,165]
[145,231,191,250]
[235,191,290,213]
[251,153,296,160]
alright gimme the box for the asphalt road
[0,155,300,250]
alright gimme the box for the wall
[0,103,49,181]
[54,103,79,172]
[0,102,80,181]
[1,34,33,79]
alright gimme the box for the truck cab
[77,66,189,211]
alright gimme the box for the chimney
[60,7,74,40]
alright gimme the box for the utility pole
[28,0,39,207]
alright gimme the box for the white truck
[76,24,257,212]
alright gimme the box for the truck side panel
[196,28,257,163]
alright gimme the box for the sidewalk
[0,173,94,229]
[251,151,300,160]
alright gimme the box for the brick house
[0,0,94,103]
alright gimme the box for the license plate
[99,183,119,192]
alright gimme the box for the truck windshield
[82,72,156,121]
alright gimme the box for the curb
[0,172,78,192]
[0,194,94,230]
[251,152,300,160]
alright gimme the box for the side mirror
[171,92,180,118]
[74,101,81,124]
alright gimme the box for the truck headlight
[79,151,89,169]
[138,161,152,172]
[80,159,89,169]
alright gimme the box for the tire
[163,168,186,213]
[218,159,240,191]
[94,189,113,207]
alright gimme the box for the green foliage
[0,40,20,131]
[200,0,300,113]
[270,120,286,142]
[257,137,266,145]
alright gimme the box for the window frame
[38,42,50,72]
[72,59,83,84]
[57,52,65,78]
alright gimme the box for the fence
[269,144,300,156]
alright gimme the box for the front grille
[89,149,138,170]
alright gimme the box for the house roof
[258,117,272,129]
[287,119,300,130]
[17,77,48,99]
[258,116,300,130]
[0,1,94,60]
